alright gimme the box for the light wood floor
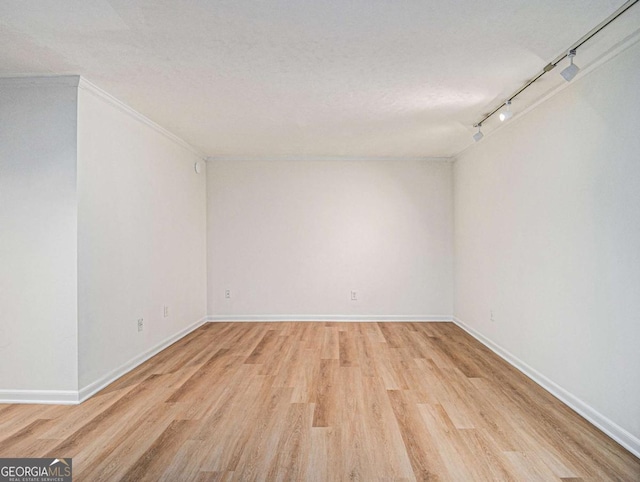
[0,322,638,481]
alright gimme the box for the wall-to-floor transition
[453,40,640,455]
[0,77,79,400]
[0,76,208,403]
[1,39,639,457]
[206,159,453,320]
[77,80,208,397]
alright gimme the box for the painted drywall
[0,77,79,393]
[454,41,640,444]
[77,82,207,390]
[207,159,453,319]
[3,2,638,159]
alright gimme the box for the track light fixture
[473,124,484,142]
[560,49,580,82]
[470,0,638,140]
[499,100,513,122]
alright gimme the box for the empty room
[1,1,639,480]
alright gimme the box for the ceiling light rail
[472,0,638,139]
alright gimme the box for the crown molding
[77,77,206,160]
[205,156,453,163]
[0,75,80,86]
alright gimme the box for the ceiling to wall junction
[1,0,639,159]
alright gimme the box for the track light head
[499,100,513,122]
[560,49,580,82]
[473,124,484,142]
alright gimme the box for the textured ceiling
[1,1,639,159]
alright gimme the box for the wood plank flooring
[0,322,638,481]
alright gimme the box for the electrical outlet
[137,318,144,332]
[225,289,231,299]
[351,290,358,301]
[163,305,169,318]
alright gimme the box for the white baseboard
[0,389,79,405]
[77,316,208,402]
[452,316,640,459]
[0,317,208,405]
[0,317,210,405]
[207,314,453,322]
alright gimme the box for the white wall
[207,159,453,319]
[77,82,207,391]
[454,41,640,447]
[0,77,79,393]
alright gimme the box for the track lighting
[473,124,484,142]
[560,49,580,82]
[470,0,635,145]
[499,100,513,122]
